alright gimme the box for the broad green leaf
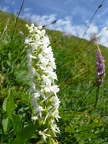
[2,97,8,111]
[11,122,38,144]
[2,117,9,132]
[6,92,15,120]
[11,114,22,134]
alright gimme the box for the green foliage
[0,10,108,143]
[10,122,38,144]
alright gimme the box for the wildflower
[96,49,105,87]
[51,122,60,134]
[25,23,60,143]
[32,116,38,121]
[19,31,24,35]
[52,96,60,109]
[39,129,51,141]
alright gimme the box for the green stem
[94,87,100,108]
[10,0,25,47]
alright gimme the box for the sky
[0,0,108,47]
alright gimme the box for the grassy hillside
[0,10,108,143]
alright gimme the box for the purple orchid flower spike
[96,49,105,87]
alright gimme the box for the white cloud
[21,13,56,26]
[99,27,108,47]
[85,23,99,39]
[0,6,9,12]
[24,8,31,12]
[21,13,108,47]
[97,8,108,18]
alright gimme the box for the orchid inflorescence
[25,23,60,143]
[96,48,105,87]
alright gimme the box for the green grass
[1,10,108,143]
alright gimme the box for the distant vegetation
[0,10,108,143]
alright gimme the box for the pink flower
[19,31,24,35]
